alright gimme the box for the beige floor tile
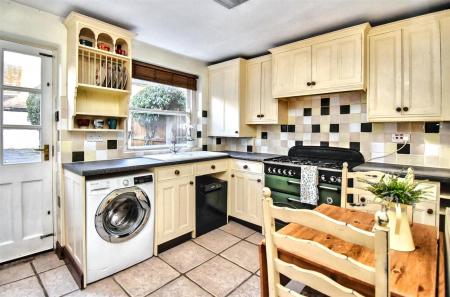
[187,256,251,297]
[245,233,264,245]
[32,251,65,273]
[220,241,260,272]
[148,276,211,297]
[0,276,44,297]
[40,265,78,297]
[159,241,214,273]
[193,229,240,253]
[65,277,128,297]
[229,275,260,297]
[114,257,179,297]
[220,221,255,239]
[256,270,260,276]
[0,262,34,286]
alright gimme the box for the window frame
[126,78,196,151]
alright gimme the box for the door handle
[33,144,50,161]
[287,180,301,185]
[287,197,302,203]
[318,185,339,191]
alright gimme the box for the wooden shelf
[77,83,129,94]
[69,128,124,132]
[78,44,130,61]
[75,112,128,118]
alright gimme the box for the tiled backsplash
[209,91,450,169]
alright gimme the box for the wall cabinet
[245,55,287,124]
[208,58,255,137]
[228,160,264,226]
[441,16,450,121]
[368,13,446,122]
[270,23,369,98]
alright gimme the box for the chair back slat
[275,258,365,297]
[270,205,375,249]
[277,284,305,297]
[272,232,375,284]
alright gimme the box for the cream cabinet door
[272,47,311,97]
[259,59,278,123]
[311,40,336,89]
[229,170,247,220]
[402,21,441,117]
[223,65,240,136]
[156,176,195,244]
[245,62,262,123]
[208,69,226,136]
[368,30,403,119]
[442,16,450,120]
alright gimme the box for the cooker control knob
[337,177,342,183]
[267,167,271,173]
[283,169,288,175]
[288,170,293,176]
[320,174,326,181]
[123,179,130,186]
[330,176,337,182]
[277,168,282,174]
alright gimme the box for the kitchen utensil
[93,119,104,129]
[77,118,90,129]
[107,118,117,129]
[79,39,93,47]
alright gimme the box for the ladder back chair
[262,187,390,297]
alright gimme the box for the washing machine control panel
[134,175,153,185]
[89,180,111,191]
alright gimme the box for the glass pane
[3,129,41,164]
[130,80,187,112]
[3,51,41,89]
[128,112,188,148]
[3,90,40,125]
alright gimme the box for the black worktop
[63,151,278,177]
[219,151,282,162]
[354,162,450,184]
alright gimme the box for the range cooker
[263,146,365,211]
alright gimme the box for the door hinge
[52,145,55,157]
[40,233,54,239]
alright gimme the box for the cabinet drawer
[195,159,228,176]
[156,164,194,181]
[230,159,263,173]
[413,201,437,226]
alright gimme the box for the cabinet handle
[256,114,261,118]
[311,81,316,86]
[231,174,235,178]
[306,82,311,86]
[257,179,261,183]
[243,165,248,169]
[427,208,434,215]
[396,107,402,112]
[235,131,238,134]
[260,114,264,118]
[211,165,216,169]
[174,170,180,175]
[190,181,194,185]
[403,106,409,112]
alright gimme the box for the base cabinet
[155,175,195,246]
[229,170,264,226]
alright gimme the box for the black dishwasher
[196,175,227,237]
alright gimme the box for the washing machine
[86,171,154,283]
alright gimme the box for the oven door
[318,183,341,206]
[264,174,300,195]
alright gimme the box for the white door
[0,40,53,262]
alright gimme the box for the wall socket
[391,133,410,143]
[86,133,104,142]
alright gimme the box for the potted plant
[362,168,429,252]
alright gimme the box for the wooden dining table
[258,204,444,297]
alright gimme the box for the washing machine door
[95,186,151,243]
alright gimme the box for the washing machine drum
[95,186,151,243]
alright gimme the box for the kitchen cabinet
[368,14,444,121]
[228,160,264,226]
[155,173,195,247]
[246,55,287,124]
[208,58,255,137]
[270,23,369,98]
[441,16,450,121]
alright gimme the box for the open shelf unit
[65,12,134,132]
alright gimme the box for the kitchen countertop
[354,162,450,184]
[63,151,277,177]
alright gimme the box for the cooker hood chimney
[213,0,249,9]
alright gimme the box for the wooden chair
[262,187,390,297]
[340,162,386,213]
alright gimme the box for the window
[1,49,43,164]
[128,80,194,149]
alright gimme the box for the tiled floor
[0,222,262,297]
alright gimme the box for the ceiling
[12,0,450,63]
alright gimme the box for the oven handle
[287,197,303,203]
[318,185,340,192]
[286,180,301,185]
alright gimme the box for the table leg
[259,242,269,297]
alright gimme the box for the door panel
[245,173,263,226]
[223,66,240,136]
[311,41,336,88]
[292,47,312,93]
[208,69,225,135]
[0,40,53,263]
[402,21,441,117]
[260,59,277,123]
[245,62,262,123]
[336,34,362,84]
[368,30,403,119]
[229,170,246,220]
